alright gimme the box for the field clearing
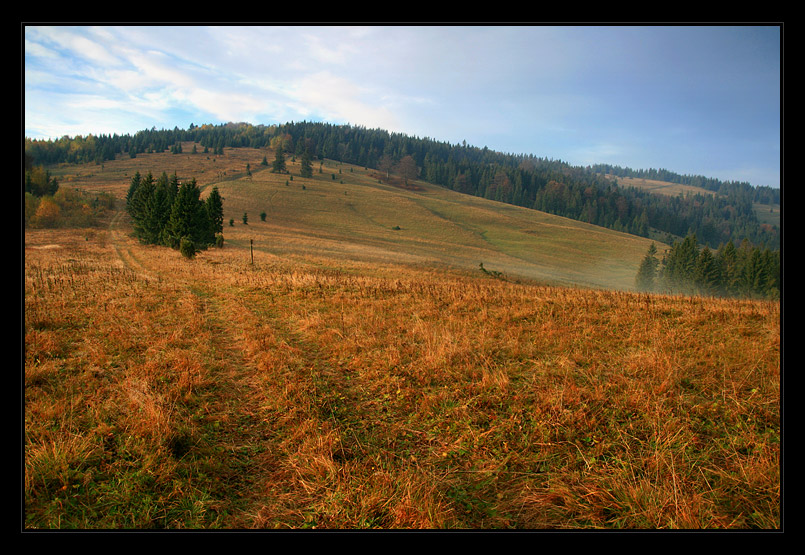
[608,175,715,198]
[24,212,780,529]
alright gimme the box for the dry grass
[24,210,781,529]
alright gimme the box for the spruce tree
[300,149,313,178]
[125,171,142,217]
[694,246,720,296]
[205,186,224,237]
[141,182,169,245]
[130,172,156,240]
[635,243,659,291]
[272,145,286,173]
[716,240,739,296]
[164,178,210,249]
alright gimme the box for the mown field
[25,145,780,529]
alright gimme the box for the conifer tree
[300,149,313,178]
[635,243,659,291]
[272,145,286,173]
[125,171,142,216]
[694,246,720,296]
[164,178,210,249]
[128,172,155,235]
[205,186,224,237]
[141,181,170,245]
[716,240,740,296]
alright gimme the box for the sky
[23,25,782,188]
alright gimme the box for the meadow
[24,146,781,529]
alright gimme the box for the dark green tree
[125,171,142,215]
[716,240,740,296]
[205,186,224,236]
[635,243,659,291]
[300,149,313,178]
[128,172,155,233]
[164,178,211,249]
[694,246,721,296]
[272,145,286,173]
[141,181,170,245]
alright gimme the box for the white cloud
[288,71,402,131]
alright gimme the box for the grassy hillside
[24,222,780,529]
[607,174,781,231]
[51,142,660,291]
[26,143,780,529]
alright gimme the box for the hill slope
[51,143,658,291]
[26,143,781,530]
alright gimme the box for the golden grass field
[24,145,781,529]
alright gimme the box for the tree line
[635,233,780,299]
[125,171,224,258]
[25,121,780,251]
[588,163,780,206]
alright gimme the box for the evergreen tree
[694,246,721,296]
[716,240,740,296]
[164,178,210,249]
[142,181,170,245]
[128,172,155,230]
[662,233,699,293]
[125,171,142,215]
[205,186,225,237]
[300,149,313,178]
[635,243,659,291]
[272,145,286,173]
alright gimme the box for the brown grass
[24,209,781,529]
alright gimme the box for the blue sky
[24,25,781,188]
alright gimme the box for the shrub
[179,236,196,259]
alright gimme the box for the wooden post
[250,238,254,265]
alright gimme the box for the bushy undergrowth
[24,189,115,229]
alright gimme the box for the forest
[636,234,780,299]
[24,121,780,252]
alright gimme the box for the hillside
[27,121,781,252]
[48,142,658,292]
[607,174,781,231]
[24,213,781,530]
[24,140,781,530]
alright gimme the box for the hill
[47,142,659,292]
[26,121,781,251]
[606,174,781,232]
[24,137,781,530]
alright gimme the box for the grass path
[104,212,287,525]
[104,212,403,527]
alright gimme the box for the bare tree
[395,155,418,185]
